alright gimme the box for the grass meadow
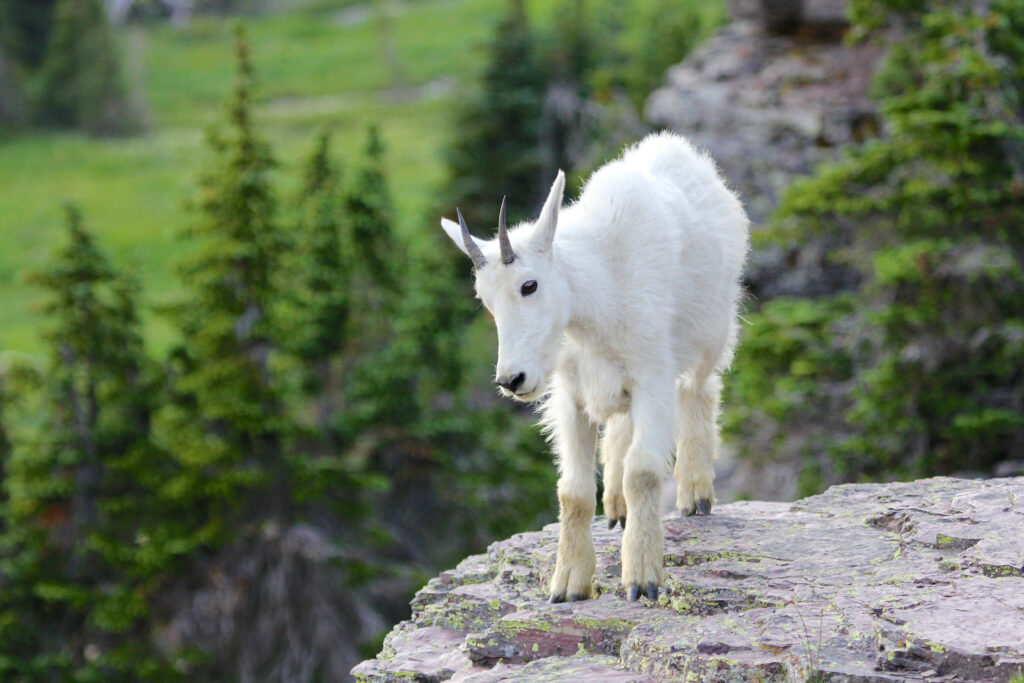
[0,0,562,355]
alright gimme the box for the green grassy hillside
[0,0,556,354]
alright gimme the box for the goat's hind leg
[547,380,600,603]
[674,371,721,516]
[601,414,630,530]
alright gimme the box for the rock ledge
[353,477,1024,682]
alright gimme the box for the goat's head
[440,171,567,402]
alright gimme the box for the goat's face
[440,172,567,402]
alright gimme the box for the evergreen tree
[445,0,548,225]
[32,0,138,135]
[344,126,410,427]
[154,24,292,539]
[0,365,9,474]
[151,32,385,681]
[548,0,592,88]
[726,0,1024,489]
[291,129,348,433]
[0,0,59,69]
[0,44,24,125]
[0,361,11,516]
[628,0,708,107]
[347,125,398,325]
[0,206,169,679]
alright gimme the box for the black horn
[457,208,488,270]
[497,196,515,265]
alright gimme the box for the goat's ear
[441,217,477,258]
[530,170,565,253]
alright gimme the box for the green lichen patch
[978,562,1024,578]
[663,549,762,568]
[466,605,644,667]
[413,583,519,633]
[661,575,784,617]
[933,533,981,550]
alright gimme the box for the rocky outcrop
[353,477,1024,682]
[646,0,883,228]
[646,0,892,301]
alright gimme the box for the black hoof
[619,516,626,529]
[684,505,697,517]
[549,593,566,604]
[696,498,712,515]
[608,517,617,529]
[626,582,659,602]
[569,593,588,602]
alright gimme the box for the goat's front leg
[622,381,674,601]
[547,380,599,603]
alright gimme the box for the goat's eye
[521,280,538,296]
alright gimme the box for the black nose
[497,372,526,393]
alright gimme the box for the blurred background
[0,0,1021,679]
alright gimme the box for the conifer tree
[445,0,547,225]
[155,24,292,533]
[32,0,138,135]
[25,205,120,548]
[0,363,9,490]
[344,126,416,429]
[0,0,58,69]
[549,0,592,87]
[292,129,348,432]
[0,205,167,679]
[347,125,398,322]
[0,44,24,125]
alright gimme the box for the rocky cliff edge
[353,477,1024,682]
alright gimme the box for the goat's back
[574,131,747,266]
[565,131,749,377]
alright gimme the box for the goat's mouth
[514,389,541,402]
[500,384,544,403]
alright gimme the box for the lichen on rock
[352,477,1024,682]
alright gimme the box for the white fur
[440,131,749,600]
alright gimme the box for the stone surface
[645,0,896,304]
[646,22,886,229]
[647,1,884,228]
[352,477,1024,682]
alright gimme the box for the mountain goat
[440,132,749,602]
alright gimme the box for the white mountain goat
[440,132,749,602]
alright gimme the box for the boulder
[646,16,885,230]
[353,477,1024,682]
[645,0,894,300]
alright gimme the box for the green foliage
[445,0,548,224]
[346,126,400,327]
[728,0,1024,486]
[154,25,292,548]
[0,0,58,69]
[0,363,13,470]
[547,0,593,86]
[445,0,723,225]
[289,129,349,399]
[31,0,139,135]
[588,0,723,106]
[0,0,713,353]
[0,1,732,677]
[0,207,175,680]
